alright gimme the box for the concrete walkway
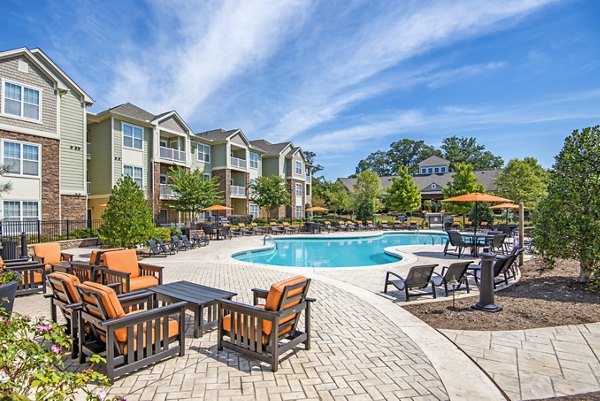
[13,232,599,400]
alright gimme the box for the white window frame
[431,183,437,189]
[122,122,143,151]
[249,203,259,219]
[441,167,446,173]
[428,168,433,173]
[1,139,41,178]
[1,79,42,122]
[295,205,302,219]
[203,173,211,181]
[249,152,259,169]
[295,160,303,175]
[197,144,210,162]
[3,200,40,221]
[295,183,302,197]
[434,167,439,173]
[123,165,143,187]
[421,168,426,174]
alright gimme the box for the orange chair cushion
[33,243,62,264]
[102,249,139,278]
[239,223,246,228]
[0,257,4,268]
[119,317,180,355]
[129,275,160,291]
[222,304,294,338]
[48,272,81,303]
[78,281,126,321]
[265,275,307,312]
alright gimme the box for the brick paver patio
[13,232,600,400]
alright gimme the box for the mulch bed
[402,258,600,331]
[403,258,600,401]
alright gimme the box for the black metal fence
[0,219,104,246]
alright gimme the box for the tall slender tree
[385,165,421,214]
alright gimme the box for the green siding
[262,157,280,177]
[87,119,112,195]
[113,119,123,183]
[59,90,85,192]
[191,142,212,173]
[159,116,186,134]
[212,143,226,167]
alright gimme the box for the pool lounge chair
[218,275,314,372]
[344,221,356,231]
[191,232,210,247]
[443,230,474,258]
[147,239,166,257]
[355,220,365,230]
[251,223,267,235]
[180,234,196,249]
[237,223,253,235]
[282,222,297,234]
[156,238,176,255]
[365,220,376,230]
[468,248,524,288]
[393,220,403,230]
[380,221,391,230]
[270,223,285,235]
[384,264,438,301]
[431,261,473,297]
[408,221,418,231]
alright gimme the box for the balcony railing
[231,185,246,197]
[230,156,247,169]
[160,146,186,163]
[160,184,177,199]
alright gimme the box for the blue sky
[2,0,599,179]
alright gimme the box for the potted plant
[0,268,20,314]
[0,311,125,401]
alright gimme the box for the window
[160,174,167,185]
[3,200,39,221]
[2,140,40,177]
[421,168,426,174]
[441,167,446,173]
[197,144,210,162]
[434,167,439,173]
[124,165,143,187]
[428,168,433,173]
[203,173,211,181]
[249,203,259,219]
[123,123,143,150]
[295,183,302,197]
[295,160,302,175]
[249,152,259,169]
[295,205,302,219]
[431,183,437,189]
[2,81,41,120]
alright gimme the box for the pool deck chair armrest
[384,264,438,301]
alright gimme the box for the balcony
[231,185,246,198]
[160,146,186,163]
[160,184,177,199]
[230,156,247,169]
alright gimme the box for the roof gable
[0,47,67,93]
[418,156,450,167]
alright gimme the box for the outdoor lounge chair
[0,256,46,295]
[383,264,438,301]
[171,235,187,251]
[443,230,475,258]
[366,220,376,230]
[469,248,524,288]
[270,223,285,235]
[99,249,163,293]
[393,220,403,230]
[76,281,186,380]
[344,221,356,231]
[191,232,210,247]
[485,233,508,254]
[355,220,365,230]
[323,221,339,232]
[180,234,196,249]
[251,223,267,235]
[156,238,176,255]
[217,275,314,372]
[147,239,166,257]
[431,261,473,297]
[380,221,391,230]
[47,272,82,358]
[408,221,418,231]
[237,223,253,235]
[282,222,297,234]
[32,242,73,274]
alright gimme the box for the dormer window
[421,168,427,174]
[434,167,439,173]
[428,168,433,173]
[441,167,446,172]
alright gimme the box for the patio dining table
[459,232,494,257]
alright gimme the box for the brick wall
[152,162,161,219]
[213,169,231,216]
[60,195,87,220]
[0,129,60,220]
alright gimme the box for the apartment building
[0,47,93,222]
[250,139,312,220]
[86,103,201,222]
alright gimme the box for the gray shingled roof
[195,128,240,142]
[339,170,500,195]
[418,156,450,167]
[106,102,155,122]
[249,140,291,157]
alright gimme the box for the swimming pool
[233,232,448,268]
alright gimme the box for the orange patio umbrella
[202,204,233,222]
[444,192,512,233]
[306,206,328,213]
[489,202,524,223]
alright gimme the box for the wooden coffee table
[149,281,237,338]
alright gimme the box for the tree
[249,176,290,220]
[355,150,393,176]
[385,165,421,214]
[386,139,442,174]
[441,136,504,170]
[494,157,548,210]
[167,167,223,224]
[350,170,382,220]
[303,150,324,176]
[533,126,600,283]
[442,162,485,217]
[99,176,155,248]
[313,180,350,213]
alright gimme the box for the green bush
[153,227,173,242]
[168,226,182,237]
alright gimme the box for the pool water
[233,233,447,268]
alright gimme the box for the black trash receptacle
[1,237,19,260]
[181,227,191,238]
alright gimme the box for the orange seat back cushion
[102,249,140,278]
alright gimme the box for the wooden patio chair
[431,261,473,297]
[46,272,82,358]
[61,248,122,282]
[218,275,314,372]
[443,230,474,258]
[75,281,186,380]
[383,264,438,301]
[0,256,46,295]
[99,249,163,293]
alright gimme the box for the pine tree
[99,176,155,248]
